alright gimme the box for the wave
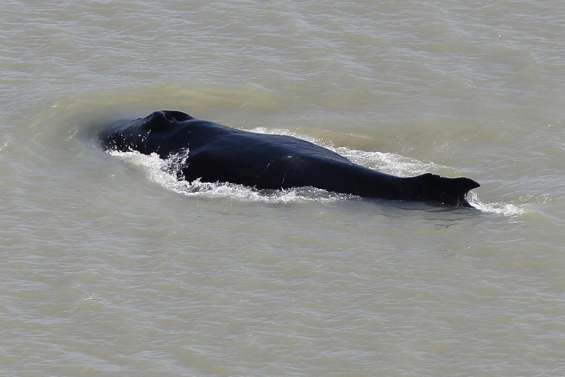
[249,127,441,176]
[109,150,353,204]
[466,191,526,216]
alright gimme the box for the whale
[99,110,479,207]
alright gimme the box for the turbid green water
[2,1,565,376]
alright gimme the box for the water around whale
[2,1,564,376]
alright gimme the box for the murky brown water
[2,1,565,376]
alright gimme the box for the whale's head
[99,110,193,157]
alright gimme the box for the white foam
[466,191,526,216]
[108,150,352,203]
[0,135,11,153]
[249,127,438,177]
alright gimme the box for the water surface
[2,1,565,376]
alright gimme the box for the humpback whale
[99,110,479,207]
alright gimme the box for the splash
[108,150,352,203]
[249,127,440,176]
[0,139,9,153]
[466,191,526,216]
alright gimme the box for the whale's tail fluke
[415,173,480,207]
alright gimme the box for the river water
[2,1,565,376]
